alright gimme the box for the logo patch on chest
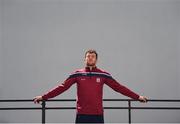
[81,78,86,81]
[96,77,101,82]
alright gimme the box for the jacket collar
[85,66,97,71]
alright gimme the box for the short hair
[85,49,98,59]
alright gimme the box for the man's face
[84,53,97,66]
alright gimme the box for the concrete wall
[0,0,180,123]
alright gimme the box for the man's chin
[86,63,96,66]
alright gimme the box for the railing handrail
[0,98,180,124]
[0,98,180,102]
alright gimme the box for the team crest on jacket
[96,77,101,82]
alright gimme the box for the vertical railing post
[128,100,131,124]
[41,100,46,124]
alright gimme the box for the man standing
[34,49,147,123]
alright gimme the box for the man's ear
[84,58,86,63]
[96,57,99,63]
[95,59,98,63]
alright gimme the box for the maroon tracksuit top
[42,66,140,115]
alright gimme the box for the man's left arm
[104,74,147,102]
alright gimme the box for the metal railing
[0,99,180,123]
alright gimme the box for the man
[34,49,148,123]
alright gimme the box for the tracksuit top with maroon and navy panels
[42,66,140,115]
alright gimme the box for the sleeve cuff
[42,95,48,100]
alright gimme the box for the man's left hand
[138,96,148,103]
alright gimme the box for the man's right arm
[42,75,76,100]
[33,72,77,103]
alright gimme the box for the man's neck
[85,65,96,71]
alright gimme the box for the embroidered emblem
[81,78,86,81]
[96,78,101,82]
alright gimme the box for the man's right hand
[138,95,148,103]
[33,96,43,104]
